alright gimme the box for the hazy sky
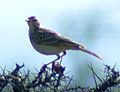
[0,0,120,77]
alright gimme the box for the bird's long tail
[65,40,102,60]
[78,45,102,60]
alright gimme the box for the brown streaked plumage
[26,16,102,60]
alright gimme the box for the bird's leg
[54,55,61,62]
[61,51,66,57]
[46,51,66,65]
[46,55,60,65]
[60,51,66,64]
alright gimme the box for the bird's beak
[25,20,29,22]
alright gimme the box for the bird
[26,16,102,62]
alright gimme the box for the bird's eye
[34,19,37,21]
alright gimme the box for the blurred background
[0,0,120,87]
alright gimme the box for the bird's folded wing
[31,28,61,45]
[31,28,84,48]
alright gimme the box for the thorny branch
[0,61,120,92]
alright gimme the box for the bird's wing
[31,28,84,48]
[31,28,61,46]
[58,35,85,49]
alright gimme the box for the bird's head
[26,16,40,30]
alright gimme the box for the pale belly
[31,42,65,55]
